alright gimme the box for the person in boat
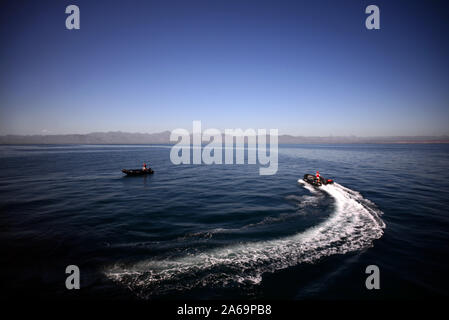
[316,170,320,182]
[142,163,148,171]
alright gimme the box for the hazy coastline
[1,131,448,145]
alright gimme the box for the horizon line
[1,130,449,139]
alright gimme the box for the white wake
[105,181,385,296]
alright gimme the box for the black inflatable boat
[303,173,334,187]
[122,168,154,176]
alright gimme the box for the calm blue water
[0,144,448,299]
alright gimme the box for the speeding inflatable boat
[122,168,154,176]
[303,173,334,187]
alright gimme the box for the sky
[0,0,448,136]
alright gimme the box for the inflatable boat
[303,173,333,187]
[122,168,154,176]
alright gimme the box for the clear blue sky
[1,0,448,136]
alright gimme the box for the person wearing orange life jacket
[142,163,148,171]
[316,170,320,184]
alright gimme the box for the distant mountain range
[0,131,448,144]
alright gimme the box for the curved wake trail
[105,181,385,297]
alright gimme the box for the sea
[0,144,448,299]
